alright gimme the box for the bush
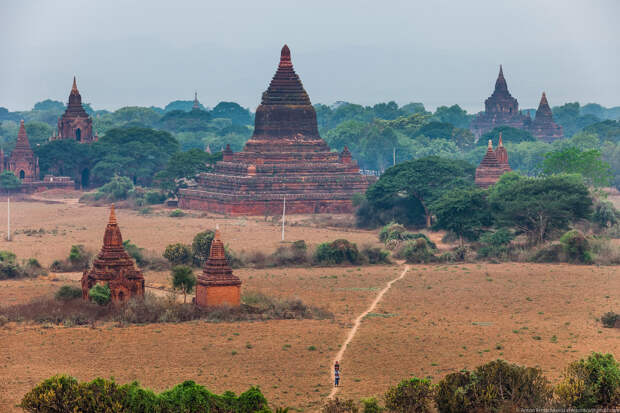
[192,230,215,265]
[592,200,620,228]
[123,239,145,267]
[171,265,196,303]
[384,377,434,413]
[528,243,565,263]
[379,222,436,249]
[163,243,192,265]
[0,261,29,280]
[0,250,16,263]
[394,239,435,263]
[361,397,382,413]
[560,230,592,264]
[20,375,272,413]
[55,285,83,301]
[360,245,390,264]
[601,311,618,328]
[435,360,552,412]
[60,244,93,271]
[477,228,514,259]
[314,239,362,265]
[89,284,111,306]
[95,175,134,201]
[555,352,620,408]
[169,209,185,217]
[322,398,359,413]
[145,190,166,205]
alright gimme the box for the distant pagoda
[529,92,563,142]
[81,205,145,303]
[471,65,531,139]
[195,229,241,307]
[3,120,39,182]
[178,45,374,215]
[51,77,97,143]
[475,134,512,188]
[192,91,202,110]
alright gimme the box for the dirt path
[328,264,410,400]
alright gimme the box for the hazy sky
[1,0,619,113]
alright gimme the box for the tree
[95,175,134,201]
[155,149,221,193]
[488,173,592,244]
[211,102,253,125]
[359,124,398,171]
[159,109,212,132]
[34,139,92,186]
[33,100,65,112]
[191,230,215,265]
[89,283,111,305]
[0,171,21,190]
[552,102,600,137]
[324,120,367,152]
[433,104,471,129]
[163,243,192,265]
[543,147,612,187]
[24,121,53,146]
[171,265,196,303]
[366,157,476,227]
[432,188,492,246]
[478,126,536,146]
[384,377,434,413]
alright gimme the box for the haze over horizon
[1,0,619,113]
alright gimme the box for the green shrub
[163,243,192,265]
[0,250,16,263]
[96,175,134,201]
[394,239,435,263]
[55,285,83,301]
[26,258,41,268]
[560,230,592,264]
[171,265,196,304]
[555,352,620,408]
[592,200,620,228]
[384,377,434,413]
[322,397,359,413]
[145,190,166,205]
[192,230,215,265]
[89,284,111,306]
[123,239,145,267]
[379,222,436,249]
[68,245,91,269]
[477,228,514,259]
[601,311,618,328]
[361,397,382,413]
[0,261,28,279]
[20,375,272,413]
[360,245,390,264]
[528,243,564,263]
[435,359,552,412]
[314,239,362,265]
[169,209,185,217]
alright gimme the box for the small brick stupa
[195,229,241,308]
[51,77,97,143]
[471,65,531,139]
[81,205,145,303]
[3,120,39,182]
[530,92,563,142]
[178,45,374,215]
[475,134,512,188]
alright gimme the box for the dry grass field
[0,196,618,412]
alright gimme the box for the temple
[475,133,512,188]
[192,91,202,110]
[1,120,74,191]
[178,45,374,215]
[195,229,241,307]
[81,205,145,303]
[51,77,98,143]
[470,66,531,139]
[529,92,563,142]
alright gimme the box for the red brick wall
[196,284,240,307]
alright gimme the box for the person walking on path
[334,361,340,387]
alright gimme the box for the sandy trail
[328,264,410,400]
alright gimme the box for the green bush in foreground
[560,229,592,264]
[89,283,111,306]
[384,377,434,413]
[55,285,83,301]
[314,239,362,265]
[20,375,272,413]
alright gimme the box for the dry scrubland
[0,198,619,411]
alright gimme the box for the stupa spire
[192,91,200,110]
[102,204,123,249]
[498,132,503,147]
[108,203,117,225]
[261,44,310,106]
[494,64,508,94]
[279,44,292,68]
[15,120,31,149]
[71,76,79,94]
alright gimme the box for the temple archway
[19,170,25,179]
[75,128,81,142]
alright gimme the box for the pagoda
[52,77,97,143]
[529,92,563,142]
[178,45,374,215]
[81,205,145,303]
[195,229,241,307]
[475,135,512,188]
[2,120,39,182]
[471,66,531,139]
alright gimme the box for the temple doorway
[75,128,81,142]
[19,170,25,179]
[81,168,90,188]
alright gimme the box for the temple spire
[71,76,79,94]
[494,64,508,94]
[279,44,292,68]
[488,139,493,149]
[108,204,117,225]
[498,132,503,147]
[539,91,549,107]
[15,120,31,149]
[192,91,200,110]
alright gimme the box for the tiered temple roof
[195,229,241,307]
[178,45,374,215]
[81,205,145,303]
[475,136,512,188]
[529,92,563,142]
[3,120,39,182]
[53,77,97,143]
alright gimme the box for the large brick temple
[470,66,563,142]
[178,45,374,215]
[50,77,98,143]
[81,205,145,303]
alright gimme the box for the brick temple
[178,45,374,215]
[471,66,563,142]
[50,77,98,143]
[1,120,74,192]
[195,229,241,308]
[475,133,512,188]
[81,205,145,303]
